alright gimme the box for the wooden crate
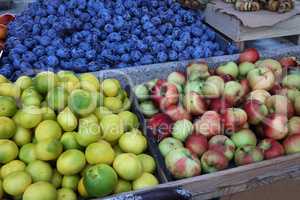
[204,3,300,49]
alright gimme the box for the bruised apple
[209,135,236,160]
[244,100,268,125]
[247,67,275,91]
[222,108,248,135]
[263,114,288,140]
[185,134,208,157]
[201,150,229,173]
[234,145,264,166]
[258,138,284,159]
[194,111,222,138]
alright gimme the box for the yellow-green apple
[209,98,232,114]
[165,105,191,121]
[172,119,193,142]
[265,95,294,118]
[159,137,183,157]
[247,89,271,104]
[185,134,208,157]
[167,71,186,86]
[134,84,150,101]
[255,59,282,80]
[283,133,300,154]
[239,62,256,77]
[194,111,222,138]
[139,101,158,118]
[202,76,225,98]
[222,108,248,135]
[244,100,268,125]
[183,92,207,116]
[231,129,257,148]
[277,88,300,103]
[223,81,244,105]
[148,113,173,141]
[165,148,201,179]
[288,116,300,135]
[258,139,284,160]
[282,74,300,90]
[263,114,288,140]
[239,48,260,63]
[247,67,275,91]
[146,79,158,91]
[187,62,210,81]
[201,150,229,173]
[216,62,239,79]
[184,80,204,95]
[234,145,264,166]
[294,95,300,115]
[208,135,236,160]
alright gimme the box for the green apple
[33,71,59,94]
[239,62,256,77]
[134,84,150,101]
[283,74,300,90]
[138,154,156,173]
[15,76,32,91]
[159,137,184,157]
[202,76,224,98]
[184,81,203,95]
[231,129,257,148]
[187,63,210,81]
[118,111,139,131]
[0,83,21,99]
[216,61,239,79]
[172,119,193,141]
[139,101,158,118]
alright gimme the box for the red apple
[216,62,239,79]
[185,134,208,157]
[247,89,271,104]
[234,145,264,166]
[288,116,300,135]
[222,108,248,135]
[247,67,275,91]
[265,95,294,118]
[183,92,207,116]
[194,111,222,138]
[263,114,288,140]
[0,13,15,25]
[165,105,191,121]
[244,99,268,125]
[269,83,282,95]
[209,98,232,114]
[151,79,167,106]
[209,135,236,160]
[201,150,229,173]
[258,139,284,159]
[223,81,244,105]
[279,57,297,70]
[148,113,173,141]
[240,79,250,97]
[239,48,260,63]
[152,81,179,110]
[165,148,201,179]
[283,133,300,154]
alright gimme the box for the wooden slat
[154,153,300,200]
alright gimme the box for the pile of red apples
[134,48,300,179]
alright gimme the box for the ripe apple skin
[265,95,294,118]
[240,79,250,98]
[231,129,257,148]
[223,81,244,105]
[185,134,208,157]
[209,98,232,114]
[239,48,260,63]
[247,89,271,104]
[216,62,239,79]
[167,71,186,86]
[244,99,268,125]
[258,138,284,159]
[263,114,288,140]
[255,59,283,80]
[159,137,183,157]
[277,88,300,103]
[148,113,173,141]
[151,79,166,106]
[234,145,264,166]
[279,57,297,70]
[283,133,300,154]
[201,150,229,173]
[165,105,191,121]
[288,116,300,135]
[202,76,225,99]
[183,92,207,116]
[282,74,300,90]
[184,80,204,95]
[209,135,236,161]
[247,67,275,91]
[154,82,179,111]
[194,111,222,138]
[172,119,193,142]
[165,148,201,179]
[239,62,256,77]
[187,62,210,81]
[222,108,248,135]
